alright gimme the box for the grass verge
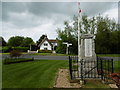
[82,80,109,88]
[2,60,68,88]
[97,54,120,57]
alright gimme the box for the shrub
[13,47,29,52]
[4,58,34,64]
[1,47,12,53]
[38,50,52,53]
[10,50,22,58]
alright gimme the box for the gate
[69,56,114,82]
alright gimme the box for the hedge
[1,47,29,53]
[13,47,29,52]
[3,58,34,64]
[0,47,12,53]
[38,50,52,53]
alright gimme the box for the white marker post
[63,42,72,55]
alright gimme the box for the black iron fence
[97,56,114,83]
[69,56,114,82]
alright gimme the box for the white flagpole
[78,2,81,62]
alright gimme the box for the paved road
[1,54,69,60]
[1,54,120,61]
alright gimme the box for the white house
[38,36,57,53]
[28,35,57,53]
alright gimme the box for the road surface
[1,54,120,61]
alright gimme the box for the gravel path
[54,69,81,88]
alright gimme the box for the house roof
[48,40,57,43]
[38,37,53,47]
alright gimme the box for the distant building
[28,35,57,53]
[38,35,57,53]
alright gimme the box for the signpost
[63,42,72,55]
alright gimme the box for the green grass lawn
[1,53,76,56]
[82,80,109,88]
[97,54,120,57]
[2,60,68,88]
[113,61,120,73]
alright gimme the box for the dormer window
[44,43,48,46]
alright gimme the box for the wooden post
[69,56,73,80]
[100,58,103,80]
[111,59,114,73]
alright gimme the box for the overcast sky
[1,1,118,42]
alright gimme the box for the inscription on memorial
[85,39,92,57]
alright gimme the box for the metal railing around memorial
[69,56,114,82]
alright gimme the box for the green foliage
[21,37,34,47]
[56,20,78,54]
[4,58,34,64]
[7,36,24,47]
[1,46,12,53]
[7,36,34,47]
[0,37,6,46]
[38,50,52,53]
[56,40,66,54]
[1,46,29,53]
[13,47,29,52]
[10,50,22,58]
[57,14,119,54]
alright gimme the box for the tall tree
[56,21,78,54]
[7,36,24,47]
[0,37,6,46]
[21,37,34,47]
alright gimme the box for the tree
[0,37,6,46]
[56,21,78,54]
[21,37,34,47]
[56,14,119,54]
[7,36,24,47]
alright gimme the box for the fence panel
[69,56,114,82]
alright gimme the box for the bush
[3,58,34,64]
[38,50,52,53]
[13,47,29,52]
[0,46,29,53]
[1,47,12,53]
[10,50,22,58]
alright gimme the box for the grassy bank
[2,60,68,88]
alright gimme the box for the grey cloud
[2,2,117,22]
[2,2,118,41]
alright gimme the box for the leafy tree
[7,36,24,47]
[21,37,34,47]
[57,14,119,54]
[0,37,6,46]
[56,21,78,54]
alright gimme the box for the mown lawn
[2,60,68,88]
[82,80,109,88]
[97,54,120,57]
[113,61,120,73]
